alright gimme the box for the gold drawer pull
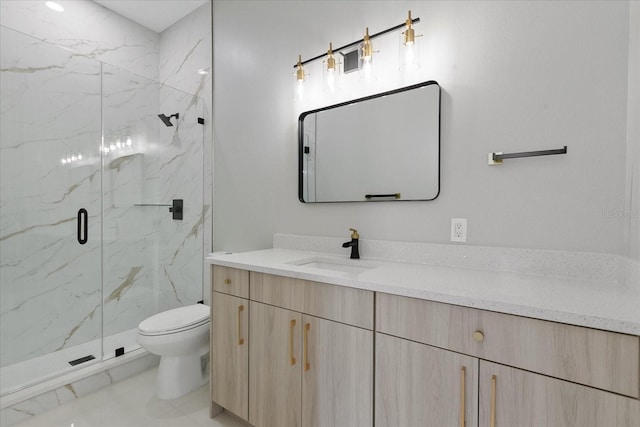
[473,331,484,342]
[490,374,497,427]
[237,305,244,345]
[224,278,232,285]
[289,319,297,365]
[304,323,310,371]
[460,366,466,427]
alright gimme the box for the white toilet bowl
[136,304,210,400]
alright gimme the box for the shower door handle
[77,208,88,245]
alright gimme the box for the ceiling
[94,0,208,33]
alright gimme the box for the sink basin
[288,257,378,274]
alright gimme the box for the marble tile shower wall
[0,27,103,366]
[0,0,160,80]
[1,0,212,367]
[158,2,213,302]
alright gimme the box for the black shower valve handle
[169,199,183,220]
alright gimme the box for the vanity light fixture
[293,12,420,92]
[45,1,64,12]
[361,27,377,82]
[362,28,373,63]
[400,10,422,71]
[294,54,309,101]
[323,43,341,93]
[403,10,417,46]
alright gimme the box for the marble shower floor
[11,368,247,427]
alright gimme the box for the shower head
[158,113,179,127]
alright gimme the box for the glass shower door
[101,64,204,359]
[0,27,103,395]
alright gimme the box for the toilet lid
[138,304,210,334]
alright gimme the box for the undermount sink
[288,257,379,274]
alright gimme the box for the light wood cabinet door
[249,302,302,427]
[479,360,640,427]
[302,315,373,427]
[377,293,639,398]
[211,292,249,420]
[376,333,479,427]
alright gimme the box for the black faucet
[341,228,360,259]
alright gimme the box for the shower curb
[0,350,159,427]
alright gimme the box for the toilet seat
[138,304,210,336]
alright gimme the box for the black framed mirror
[298,81,441,203]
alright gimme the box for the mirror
[298,81,440,203]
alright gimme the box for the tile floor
[12,368,247,427]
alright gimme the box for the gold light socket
[296,54,305,82]
[362,27,372,61]
[326,42,336,71]
[404,10,416,46]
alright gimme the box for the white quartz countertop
[206,249,640,336]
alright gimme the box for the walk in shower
[0,25,205,397]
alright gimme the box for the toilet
[136,304,210,399]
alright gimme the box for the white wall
[213,1,635,257]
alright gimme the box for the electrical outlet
[451,218,467,243]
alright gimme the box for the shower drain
[68,354,96,366]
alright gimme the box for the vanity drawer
[376,293,640,398]
[250,272,373,329]
[212,265,249,298]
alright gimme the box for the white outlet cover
[451,218,467,243]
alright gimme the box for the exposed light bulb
[61,158,67,165]
[77,154,82,160]
[296,79,305,99]
[116,141,122,148]
[71,155,77,162]
[126,137,132,146]
[400,10,421,71]
[109,144,115,151]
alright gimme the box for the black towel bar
[489,146,567,165]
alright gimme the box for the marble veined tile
[0,0,159,80]
[1,27,103,366]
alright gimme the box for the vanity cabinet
[479,360,640,427]
[210,266,250,420]
[250,272,374,427]
[376,333,479,427]
[376,292,640,427]
[210,263,640,426]
[211,291,249,420]
[249,301,373,427]
[211,266,374,427]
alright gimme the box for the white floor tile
[11,368,247,427]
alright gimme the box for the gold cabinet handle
[289,319,297,365]
[237,305,244,345]
[460,366,466,427]
[473,331,484,342]
[303,323,310,371]
[224,278,231,284]
[490,374,497,427]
